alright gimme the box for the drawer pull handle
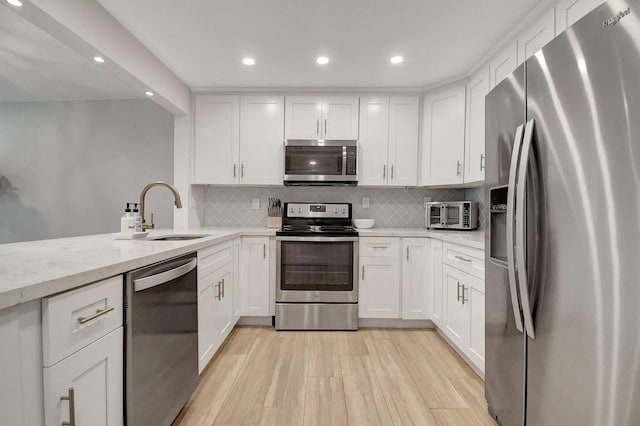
[61,387,76,426]
[77,307,115,324]
[221,278,225,298]
[454,255,472,263]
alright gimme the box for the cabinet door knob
[406,247,409,261]
[462,285,469,305]
[324,119,327,135]
[316,119,320,136]
[61,387,76,426]
[233,163,237,177]
[362,265,365,280]
[263,243,266,259]
[480,154,486,171]
[383,165,386,179]
[456,161,461,177]
[221,278,225,298]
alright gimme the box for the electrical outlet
[252,198,260,209]
[424,196,432,209]
[362,197,370,209]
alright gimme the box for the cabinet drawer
[443,242,485,279]
[359,238,400,257]
[198,241,233,277]
[42,275,123,367]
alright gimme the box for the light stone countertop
[0,226,483,311]
[356,228,485,250]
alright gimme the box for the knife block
[267,216,282,229]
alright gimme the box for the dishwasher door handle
[133,258,197,292]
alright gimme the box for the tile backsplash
[203,186,467,228]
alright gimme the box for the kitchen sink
[147,234,210,241]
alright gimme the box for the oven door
[276,236,358,303]
[446,203,464,228]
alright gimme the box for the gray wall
[203,186,467,228]
[0,99,174,243]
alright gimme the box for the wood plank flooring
[173,327,496,426]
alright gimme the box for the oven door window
[285,146,344,175]
[447,206,461,226]
[281,241,353,291]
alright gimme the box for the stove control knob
[297,208,302,214]
[333,208,339,214]
[341,208,346,214]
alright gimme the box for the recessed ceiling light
[316,56,329,65]
[145,91,154,97]
[6,0,23,6]
[242,57,256,66]
[390,56,404,64]
[93,56,105,63]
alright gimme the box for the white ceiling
[0,4,142,102]
[97,0,543,89]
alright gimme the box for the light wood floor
[173,326,497,426]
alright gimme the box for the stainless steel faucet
[139,181,182,230]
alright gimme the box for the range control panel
[286,203,350,218]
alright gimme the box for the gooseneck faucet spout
[139,181,182,231]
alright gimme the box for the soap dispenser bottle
[133,203,142,232]
[121,203,133,233]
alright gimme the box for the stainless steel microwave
[283,140,357,186]
[426,201,478,230]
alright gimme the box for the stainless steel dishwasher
[125,252,198,426]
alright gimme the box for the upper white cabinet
[401,238,431,320]
[240,237,271,316]
[359,97,390,186]
[555,0,605,33]
[285,96,359,140]
[359,96,419,186]
[388,97,420,186]
[489,41,518,89]
[420,85,466,186]
[464,66,490,184]
[194,95,240,185]
[194,95,284,185]
[239,96,285,185]
[517,8,556,64]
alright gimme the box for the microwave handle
[342,146,347,176]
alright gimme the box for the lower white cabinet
[430,239,444,326]
[401,238,431,320]
[232,238,241,322]
[240,236,270,316]
[359,238,400,318]
[442,264,485,372]
[43,328,123,426]
[0,300,44,426]
[197,241,235,372]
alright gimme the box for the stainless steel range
[275,202,358,330]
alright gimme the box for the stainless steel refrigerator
[485,1,640,425]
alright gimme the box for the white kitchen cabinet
[442,263,485,373]
[358,96,390,186]
[194,95,284,185]
[464,66,490,184]
[430,239,444,327]
[388,97,420,186]
[421,85,466,186]
[359,96,419,186]
[489,41,518,89]
[359,238,400,319]
[555,0,605,33]
[239,96,285,185]
[401,238,431,320]
[517,8,556,64]
[0,301,44,426]
[232,238,241,323]
[193,95,240,185]
[240,236,271,316]
[43,328,123,426]
[197,242,234,372]
[285,95,359,140]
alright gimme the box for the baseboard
[238,316,274,326]
[435,325,485,380]
[358,318,434,329]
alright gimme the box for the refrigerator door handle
[516,118,536,339]
[506,124,525,333]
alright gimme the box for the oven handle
[275,236,359,242]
